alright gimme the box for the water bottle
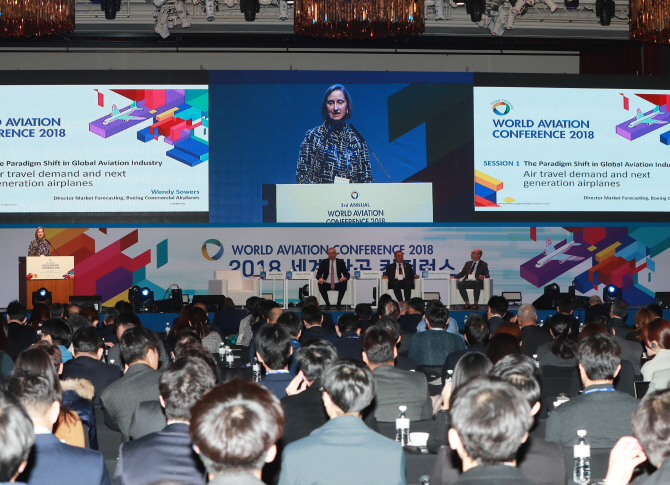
[395,405,410,446]
[573,429,591,485]
[419,476,430,485]
[225,345,234,369]
[165,322,170,334]
[218,343,225,362]
[252,359,262,382]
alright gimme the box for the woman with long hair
[627,307,655,345]
[536,313,578,368]
[642,319,670,381]
[168,304,194,349]
[190,306,222,353]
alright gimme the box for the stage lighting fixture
[596,0,614,25]
[603,284,622,303]
[136,287,155,313]
[564,0,578,8]
[32,287,52,307]
[544,283,560,294]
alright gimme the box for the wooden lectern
[19,256,75,309]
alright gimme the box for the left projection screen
[0,84,209,223]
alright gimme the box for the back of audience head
[408,297,425,315]
[579,322,608,341]
[516,304,537,326]
[255,324,291,371]
[548,313,576,360]
[494,322,520,341]
[72,327,103,358]
[557,296,574,314]
[28,341,63,374]
[425,301,449,329]
[578,333,621,382]
[103,307,119,326]
[647,303,663,319]
[114,300,133,315]
[120,326,160,367]
[14,348,61,395]
[5,371,60,426]
[464,313,491,348]
[65,303,81,319]
[174,345,217,377]
[190,380,283,476]
[632,389,670,467]
[322,358,375,415]
[490,354,541,411]
[49,302,65,319]
[487,295,507,317]
[302,296,318,308]
[633,307,655,336]
[449,376,532,466]
[362,326,396,367]
[336,313,360,335]
[116,312,142,340]
[276,312,302,339]
[375,316,401,341]
[354,303,372,322]
[611,299,628,320]
[589,295,602,306]
[78,306,100,327]
[301,305,322,327]
[260,300,281,321]
[486,333,521,365]
[642,318,670,354]
[159,356,216,422]
[190,306,213,340]
[173,330,202,358]
[379,298,400,321]
[450,353,492,400]
[6,301,27,323]
[40,317,73,348]
[28,303,50,330]
[67,314,90,335]
[295,340,338,382]
[377,294,393,312]
[0,390,35,482]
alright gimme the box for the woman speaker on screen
[296,84,374,184]
[28,227,51,256]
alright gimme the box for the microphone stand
[44,238,60,256]
[348,123,393,183]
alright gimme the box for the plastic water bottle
[573,429,591,485]
[165,322,170,334]
[225,346,234,369]
[252,359,261,382]
[396,405,410,446]
[218,343,225,362]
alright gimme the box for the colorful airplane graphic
[627,105,668,128]
[103,101,145,125]
[535,233,585,268]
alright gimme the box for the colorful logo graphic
[351,191,359,199]
[202,239,224,261]
[492,101,511,116]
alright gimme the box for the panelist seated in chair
[382,250,419,303]
[451,248,489,310]
[316,247,350,310]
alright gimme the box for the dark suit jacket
[316,258,350,281]
[442,347,487,382]
[115,423,206,485]
[280,381,329,447]
[107,339,171,371]
[611,317,633,339]
[19,433,110,485]
[61,356,123,405]
[383,262,416,289]
[520,325,553,358]
[613,335,643,376]
[431,435,566,485]
[584,303,611,324]
[261,371,294,400]
[409,329,467,367]
[333,332,362,360]
[212,307,248,336]
[371,365,432,422]
[449,464,540,485]
[487,315,504,335]
[398,313,423,334]
[100,363,163,441]
[128,400,166,440]
[7,322,39,360]
[98,324,118,345]
[299,325,331,345]
[453,260,489,280]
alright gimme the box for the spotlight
[595,0,615,25]
[32,287,52,307]
[603,284,622,303]
[544,283,561,294]
[135,287,155,313]
[564,0,578,8]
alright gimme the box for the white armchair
[311,271,354,308]
[208,270,261,307]
[380,278,423,302]
[449,278,493,307]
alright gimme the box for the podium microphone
[349,123,393,183]
[44,238,60,256]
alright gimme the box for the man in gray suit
[107,313,171,370]
[279,359,405,485]
[100,326,163,441]
[190,380,284,485]
[362,326,432,422]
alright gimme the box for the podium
[19,256,75,309]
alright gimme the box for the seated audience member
[546,297,580,343]
[115,356,216,485]
[431,355,566,485]
[579,321,608,340]
[362,326,431,422]
[333,313,362,360]
[279,359,405,485]
[517,304,552,358]
[65,304,81,320]
[584,295,611,324]
[252,300,282,338]
[100,326,163,441]
[604,389,670,485]
[169,304,196,348]
[627,307,654,345]
[27,304,50,331]
[378,298,400,321]
[7,371,110,485]
[190,380,284,485]
[61,327,122,405]
[398,298,424,334]
[545,333,638,448]
[372,294,393,322]
[255,324,293,399]
[212,297,248,338]
[409,302,466,366]
[98,307,119,345]
[355,303,374,333]
[299,305,332,345]
[495,321,521,340]
[190,306,223,354]
[107,313,170,371]
[536,314,578,368]
[428,352,493,453]
[237,297,262,347]
[443,313,491,378]
[276,313,302,375]
[485,296,507,335]
[486,333,521,365]
[302,297,335,331]
[0,390,35,484]
[78,307,100,329]
[375,317,416,370]
[648,304,664,319]
[446,376,534,485]
[6,301,39,361]
[67,315,90,336]
[416,300,459,335]
[49,303,65,320]
[641,318,670,381]
[598,316,644,376]
[609,299,632,338]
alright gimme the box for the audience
[375,317,416,371]
[485,295,507,334]
[237,296,262,347]
[211,297,248,337]
[417,300,459,335]
[40,318,73,363]
[517,304,552,358]
[355,303,374,333]
[409,302,465,366]
[641,318,670,381]
[276,312,302,374]
[49,303,64,319]
[536,313,578,368]
[332,313,362,360]
[610,299,632,339]
[0,390,34,484]
[546,296,580,343]
[279,359,405,485]
[190,306,223,353]
[78,307,100,329]
[486,332,521,365]
[255,324,293,399]
[27,304,50,331]
[98,307,119,345]
[584,294,611,323]
[107,313,170,370]
[6,301,39,361]
[398,297,424,334]
[299,305,331,345]
[627,307,655,345]
[443,313,490,376]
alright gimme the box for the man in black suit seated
[398,297,424,334]
[9,371,111,485]
[98,307,119,346]
[584,295,611,324]
[332,313,362,361]
[445,376,536,485]
[442,313,490,380]
[315,247,350,310]
[382,250,419,303]
[376,317,416,371]
[451,248,489,310]
[605,389,670,485]
[212,297,248,338]
[0,389,34,484]
[485,295,507,335]
[303,297,335,331]
[106,313,171,371]
[61,327,122,405]
[300,305,334,345]
[115,355,215,485]
[6,300,39,361]
[256,324,294,400]
[355,303,374,333]
[610,299,632,339]
[517,304,552,358]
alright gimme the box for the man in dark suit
[382,250,419,303]
[61,327,122,405]
[98,307,119,345]
[362,326,431,422]
[114,356,215,485]
[451,248,490,310]
[315,247,350,310]
[485,295,507,335]
[256,324,294,400]
[106,313,171,371]
[276,312,302,375]
[6,300,39,361]
[0,389,34,484]
[100,326,163,442]
[442,313,490,379]
[517,304,552,358]
[299,305,335,345]
[8,371,110,485]
[610,299,633,339]
[212,297,248,337]
[584,295,611,324]
[398,298,424,334]
[332,313,362,361]
[409,303,466,366]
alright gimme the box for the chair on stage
[380,278,423,302]
[448,278,493,307]
[208,270,261,307]
[311,272,354,308]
